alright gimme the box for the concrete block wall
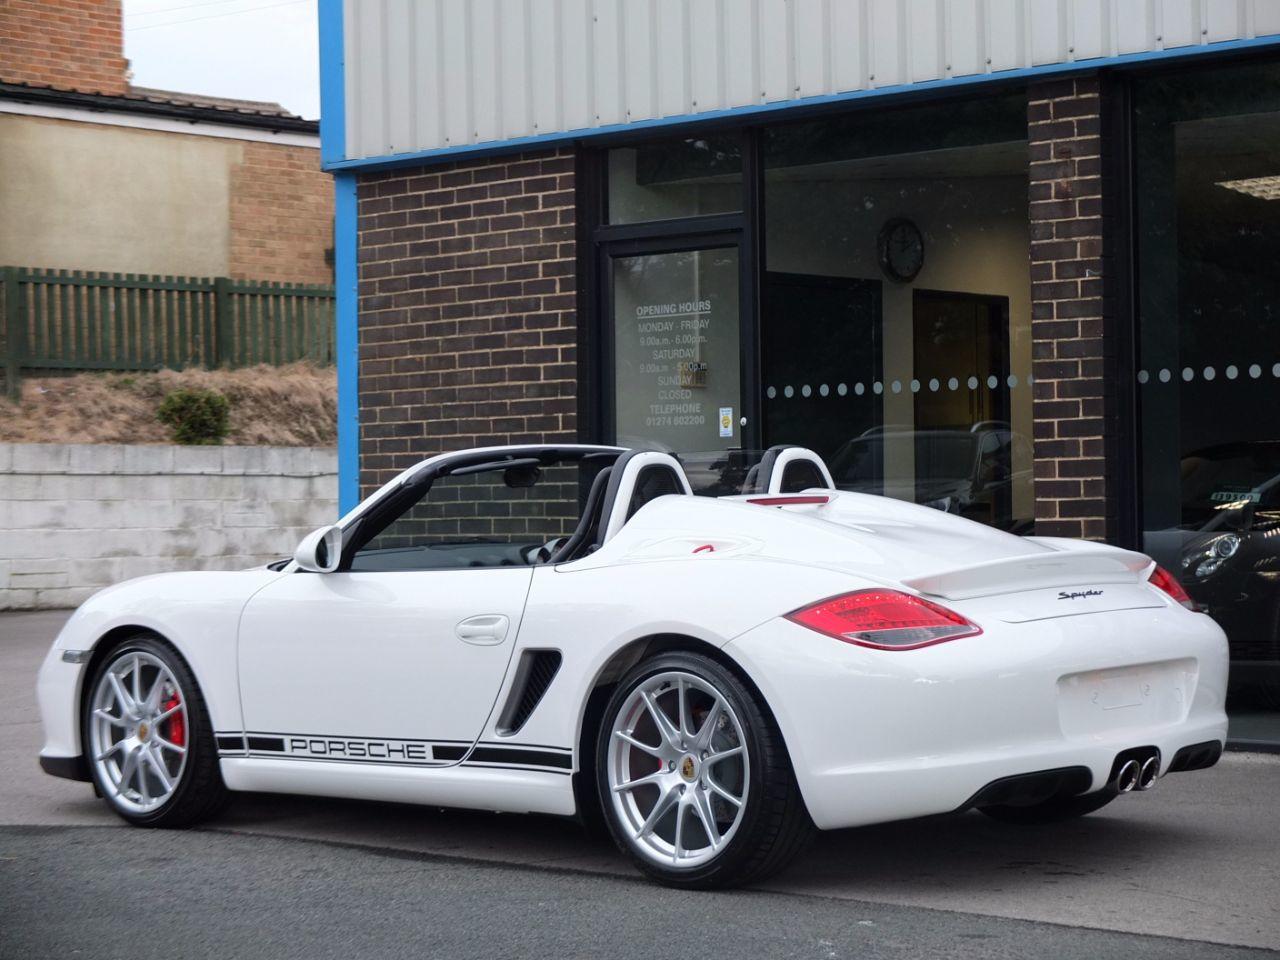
[0,443,337,610]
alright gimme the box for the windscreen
[347,453,614,572]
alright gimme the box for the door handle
[455,614,510,645]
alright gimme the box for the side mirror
[294,524,343,573]
[1226,501,1256,532]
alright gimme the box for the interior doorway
[912,289,1011,430]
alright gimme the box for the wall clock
[877,217,924,283]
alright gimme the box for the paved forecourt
[3,609,1278,952]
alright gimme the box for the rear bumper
[727,602,1230,830]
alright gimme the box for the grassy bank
[0,364,336,446]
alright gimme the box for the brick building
[0,0,332,285]
[322,2,1280,722]
[353,152,579,492]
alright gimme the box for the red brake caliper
[163,693,185,747]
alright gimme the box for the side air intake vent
[496,650,562,735]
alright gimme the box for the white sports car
[37,444,1229,888]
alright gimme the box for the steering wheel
[533,536,570,565]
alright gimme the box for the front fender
[37,569,284,762]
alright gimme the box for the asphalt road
[3,608,1279,959]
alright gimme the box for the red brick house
[0,0,332,285]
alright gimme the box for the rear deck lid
[958,581,1166,623]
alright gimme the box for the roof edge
[322,32,1280,174]
[0,81,318,134]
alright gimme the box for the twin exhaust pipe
[1114,755,1160,793]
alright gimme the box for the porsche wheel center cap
[679,755,698,782]
[136,721,150,742]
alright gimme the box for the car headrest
[754,445,835,494]
[596,450,693,548]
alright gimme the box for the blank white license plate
[1057,659,1196,736]
[1093,673,1145,710]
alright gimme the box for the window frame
[335,447,624,574]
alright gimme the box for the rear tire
[596,651,813,888]
[83,634,228,828]
[978,789,1117,825]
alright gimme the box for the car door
[235,452,560,767]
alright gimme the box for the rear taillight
[1149,564,1195,609]
[785,589,982,650]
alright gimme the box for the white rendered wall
[342,0,1280,162]
[0,444,337,610]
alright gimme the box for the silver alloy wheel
[89,650,189,814]
[606,670,750,869]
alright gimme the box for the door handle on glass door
[455,614,510,645]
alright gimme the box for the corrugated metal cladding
[342,0,1280,162]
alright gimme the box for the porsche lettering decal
[286,737,433,761]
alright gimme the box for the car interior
[335,445,834,573]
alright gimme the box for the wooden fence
[1,267,336,399]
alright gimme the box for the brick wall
[229,140,334,285]
[1027,77,1117,541]
[0,0,128,95]
[355,149,578,495]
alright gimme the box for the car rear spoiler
[900,546,1154,600]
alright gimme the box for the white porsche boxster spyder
[37,444,1229,887]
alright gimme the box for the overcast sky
[124,0,321,119]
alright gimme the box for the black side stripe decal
[217,732,571,770]
[463,746,572,769]
[478,740,572,753]
[240,753,571,776]
[247,736,286,752]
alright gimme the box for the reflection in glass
[1135,61,1280,722]
[611,248,741,452]
[762,94,1032,532]
[607,136,743,224]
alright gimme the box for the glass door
[604,239,750,452]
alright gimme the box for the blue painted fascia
[333,171,359,515]
[320,33,1280,174]
[317,0,346,168]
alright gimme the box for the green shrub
[156,388,230,445]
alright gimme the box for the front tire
[83,634,228,827]
[596,651,812,888]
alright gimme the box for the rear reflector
[745,495,830,506]
[786,589,982,650]
[1149,564,1196,610]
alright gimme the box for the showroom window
[607,135,742,224]
[762,95,1034,532]
[1134,59,1280,725]
[598,134,750,456]
[609,246,742,451]
[595,97,1033,522]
